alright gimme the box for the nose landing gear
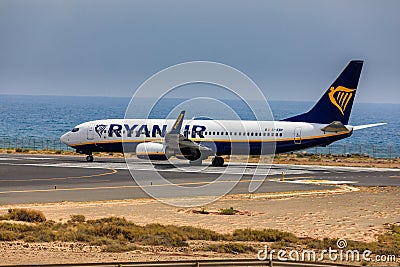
[76,149,94,162]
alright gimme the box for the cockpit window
[71,128,79,132]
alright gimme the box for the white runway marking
[23,157,55,160]
[1,155,399,177]
[5,161,313,176]
[0,157,19,160]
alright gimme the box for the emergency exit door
[294,127,302,144]
[87,125,95,140]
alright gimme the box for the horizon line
[1,93,399,105]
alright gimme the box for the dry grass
[0,209,399,255]
[0,208,46,223]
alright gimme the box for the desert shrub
[0,230,18,241]
[374,224,400,254]
[87,216,129,226]
[199,207,209,214]
[5,208,46,223]
[89,237,115,246]
[24,229,55,242]
[233,228,298,243]
[69,214,85,223]
[310,154,320,160]
[0,211,398,255]
[102,241,139,252]
[140,234,187,247]
[178,226,224,241]
[15,148,23,152]
[220,207,236,215]
[203,242,256,254]
[0,222,33,232]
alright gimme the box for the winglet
[169,110,185,134]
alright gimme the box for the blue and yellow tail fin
[283,60,363,124]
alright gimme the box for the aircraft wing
[164,111,213,159]
[352,122,387,131]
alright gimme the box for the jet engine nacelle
[175,147,202,161]
[136,142,167,160]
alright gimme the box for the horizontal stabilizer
[353,123,387,131]
[321,121,349,133]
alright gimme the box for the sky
[0,0,399,103]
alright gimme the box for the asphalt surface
[0,153,399,204]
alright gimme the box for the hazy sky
[0,0,399,103]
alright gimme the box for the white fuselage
[60,119,353,155]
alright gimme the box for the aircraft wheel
[189,159,202,166]
[86,155,94,162]
[211,156,224,167]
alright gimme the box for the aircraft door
[294,127,301,144]
[87,125,95,140]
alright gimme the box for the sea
[0,94,399,158]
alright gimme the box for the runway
[0,153,399,204]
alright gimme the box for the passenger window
[280,133,283,136]
[251,133,254,136]
[263,133,266,136]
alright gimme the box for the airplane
[60,60,386,166]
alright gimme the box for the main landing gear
[211,156,224,167]
[189,156,224,167]
[86,155,94,162]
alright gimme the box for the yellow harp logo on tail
[328,86,356,115]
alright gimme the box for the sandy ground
[0,186,399,265]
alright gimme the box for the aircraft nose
[60,133,70,145]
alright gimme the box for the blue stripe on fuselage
[72,132,351,156]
